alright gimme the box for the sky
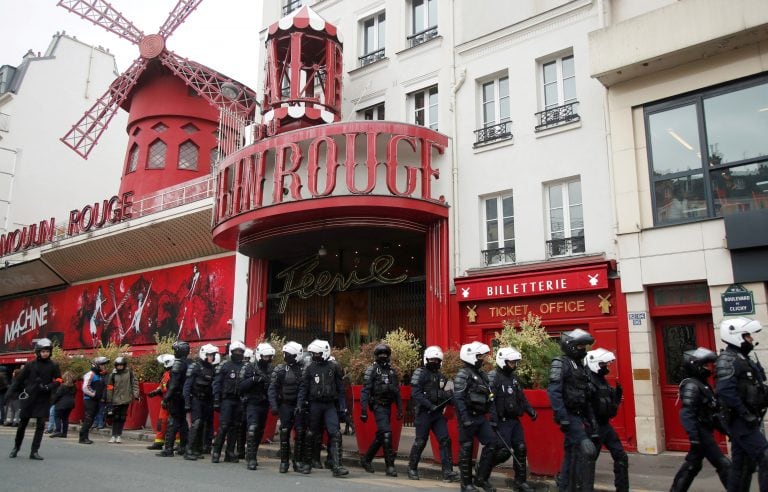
[0,0,264,90]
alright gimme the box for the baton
[430,397,453,413]
[493,426,523,468]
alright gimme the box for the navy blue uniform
[269,361,305,472]
[240,360,272,470]
[360,361,402,474]
[716,345,768,491]
[183,358,215,459]
[159,357,189,456]
[588,372,629,492]
[211,358,245,463]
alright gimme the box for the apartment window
[283,0,302,15]
[546,179,584,257]
[646,76,768,225]
[126,143,139,174]
[536,54,579,131]
[412,85,438,130]
[408,0,438,47]
[178,140,199,170]
[482,195,515,265]
[475,76,511,146]
[360,103,385,121]
[359,13,386,67]
[152,122,168,133]
[147,139,167,169]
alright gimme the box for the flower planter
[142,382,163,431]
[520,389,564,476]
[69,380,85,424]
[262,412,278,443]
[123,388,149,430]
[351,385,409,458]
[428,403,467,465]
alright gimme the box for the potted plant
[133,334,176,431]
[492,313,563,476]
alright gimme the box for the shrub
[132,334,177,382]
[346,328,422,385]
[51,346,91,380]
[492,313,561,388]
[440,348,462,380]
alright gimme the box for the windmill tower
[58,0,258,200]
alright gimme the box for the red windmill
[58,0,258,200]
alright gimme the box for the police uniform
[588,370,628,491]
[182,355,215,460]
[240,357,272,470]
[211,350,246,463]
[158,342,190,457]
[269,358,305,472]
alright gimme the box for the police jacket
[268,362,302,410]
[239,361,272,404]
[361,361,403,411]
[183,358,215,405]
[547,355,594,424]
[588,372,622,425]
[296,359,346,411]
[7,357,61,418]
[715,345,768,420]
[213,359,245,401]
[679,376,721,442]
[164,357,189,404]
[411,366,451,412]
[488,368,533,421]
[453,364,496,422]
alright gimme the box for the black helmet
[560,329,594,360]
[114,356,127,367]
[374,344,391,357]
[173,341,190,358]
[34,338,53,359]
[682,347,717,379]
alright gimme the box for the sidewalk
[67,423,728,491]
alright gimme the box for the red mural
[0,256,234,353]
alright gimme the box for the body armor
[455,366,492,416]
[716,349,768,416]
[552,356,591,415]
[187,360,215,400]
[274,363,302,404]
[306,361,339,402]
[241,362,272,403]
[488,369,524,419]
[364,363,400,407]
[411,367,449,407]
[217,360,244,399]
[679,377,721,429]
[589,374,620,423]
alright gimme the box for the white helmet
[586,348,616,374]
[244,348,255,363]
[213,352,222,366]
[460,341,491,365]
[199,343,220,360]
[256,342,276,361]
[495,347,522,369]
[307,339,331,360]
[720,317,763,348]
[157,353,175,369]
[423,346,444,364]
[229,340,247,355]
[283,341,303,363]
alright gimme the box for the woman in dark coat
[7,338,61,460]
[50,371,77,438]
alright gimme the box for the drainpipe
[449,0,466,281]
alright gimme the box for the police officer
[211,341,247,463]
[407,345,459,482]
[183,343,218,460]
[670,347,730,491]
[547,328,598,491]
[454,341,498,492]
[157,340,190,457]
[240,342,274,470]
[360,343,403,477]
[586,348,629,492]
[269,341,304,473]
[488,347,536,492]
[715,316,768,490]
[296,339,349,477]
[7,338,60,460]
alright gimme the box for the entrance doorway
[654,316,721,451]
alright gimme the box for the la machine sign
[0,191,135,257]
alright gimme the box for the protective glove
[429,405,439,413]
[462,420,474,429]
[293,405,303,417]
[360,411,368,423]
[527,409,538,421]
[161,399,168,410]
[271,407,279,417]
[339,408,349,421]
[38,383,50,392]
[396,408,403,421]
[147,388,161,398]
[559,420,570,432]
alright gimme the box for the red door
[655,316,721,451]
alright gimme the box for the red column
[426,218,450,348]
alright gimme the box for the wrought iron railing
[282,0,302,15]
[474,121,512,147]
[482,247,515,266]
[358,48,385,67]
[535,101,580,131]
[546,236,585,258]
[407,26,439,48]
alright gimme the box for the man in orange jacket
[146,354,174,450]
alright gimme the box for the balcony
[482,247,515,266]
[535,101,580,132]
[282,0,302,15]
[473,121,512,147]
[407,26,438,48]
[546,236,585,258]
[358,48,385,67]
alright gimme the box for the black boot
[300,431,315,474]
[383,431,397,477]
[185,419,200,460]
[293,430,305,472]
[361,434,381,473]
[246,425,258,470]
[459,441,479,492]
[279,428,291,473]
[474,445,497,492]
[614,452,630,492]
[670,460,701,492]
[236,423,246,460]
[512,449,534,492]
[330,433,349,477]
[225,424,239,463]
[147,442,163,450]
[408,437,427,480]
[9,447,18,458]
[29,451,44,460]
[312,432,323,469]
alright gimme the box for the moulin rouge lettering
[275,254,408,313]
[4,303,48,344]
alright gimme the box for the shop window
[535,52,579,131]
[411,85,438,130]
[650,283,710,307]
[178,140,199,170]
[545,178,584,257]
[408,0,438,48]
[475,75,511,147]
[482,194,515,265]
[359,12,385,67]
[359,102,385,121]
[147,139,166,169]
[646,75,768,225]
[126,143,139,174]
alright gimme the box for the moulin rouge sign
[0,191,134,257]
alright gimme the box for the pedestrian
[45,403,55,434]
[268,341,305,473]
[157,340,190,457]
[7,338,61,460]
[488,347,536,492]
[586,348,629,492]
[4,368,22,426]
[105,356,140,443]
[49,371,77,438]
[240,342,274,470]
[360,343,403,477]
[79,356,109,444]
[0,366,8,425]
[145,354,175,450]
[454,341,499,492]
[715,316,768,490]
[296,339,349,477]
[407,345,459,482]
[183,344,218,460]
[670,347,731,491]
[211,341,247,463]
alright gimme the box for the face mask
[377,355,390,364]
[230,352,244,363]
[598,367,610,376]
[284,353,297,365]
[474,356,485,369]
[700,367,712,378]
[312,353,324,363]
[741,340,755,355]
[426,360,441,371]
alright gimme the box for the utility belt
[311,396,337,403]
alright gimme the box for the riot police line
[5,316,768,492]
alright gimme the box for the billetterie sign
[0,191,134,257]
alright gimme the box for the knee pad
[714,454,731,472]
[413,438,427,451]
[616,450,628,466]
[513,443,526,456]
[495,448,512,464]
[684,459,703,474]
[460,441,474,455]
[382,431,392,442]
[247,424,257,436]
[579,438,598,460]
